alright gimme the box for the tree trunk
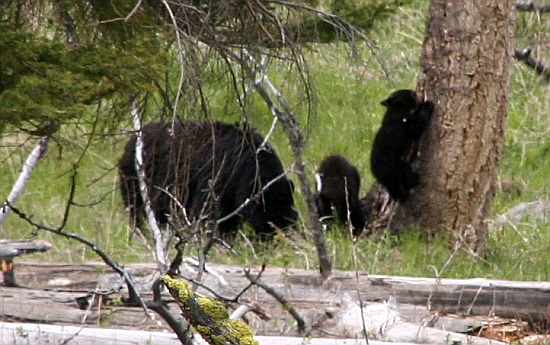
[400,0,516,253]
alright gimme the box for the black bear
[118,120,297,240]
[370,89,435,203]
[316,154,365,236]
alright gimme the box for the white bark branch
[129,96,168,271]
[0,136,49,227]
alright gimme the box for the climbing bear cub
[316,154,365,236]
[370,89,435,203]
[118,120,297,240]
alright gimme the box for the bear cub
[370,89,434,203]
[316,154,365,236]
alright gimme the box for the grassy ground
[1,2,549,280]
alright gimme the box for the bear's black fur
[370,89,434,203]
[118,120,297,240]
[316,154,365,236]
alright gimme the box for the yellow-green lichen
[162,275,229,320]
[106,295,124,307]
[222,319,258,345]
[161,274,193,306]
[197,318,258,345]
[161,275,259,345]
[197,295,229,321]
[195,325,213,342]
[195,313,258,345]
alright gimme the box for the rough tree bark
[399,0,516,253]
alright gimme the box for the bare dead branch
[257,118,279,153]
[9,201,153,312]
[244,264,307,334]
[195,237,217,291]
[215,169,293,226]
[156,186,192,227]
[6,169,152,319]
[176,257,258,304]
[129,94,169,270]
[58,166,79,231]
[186,177,226,292]
[149,277,194,345]
[174,272,254,304]
[263,0,392,81]
[159,0,187,121]
[124,0,144,21]
[0,136,49,226]
[227,48,332,279]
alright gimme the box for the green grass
[1,1,549,280]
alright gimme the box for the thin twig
[156,186,192,227]
[215,169,293,225]
[263,0,392,82]
[124,0,144,21]
[160,0,187,122]
[8,203,152,318]
[244,264,307,334]
[231,48,333,279]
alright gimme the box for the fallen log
[0,321,505,345]
[0,262,548,343]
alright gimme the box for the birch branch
[0,136,49,227]
[129,95,168,271]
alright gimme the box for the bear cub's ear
[380,89,419,109]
